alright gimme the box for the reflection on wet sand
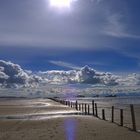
[0,98,79,120]
[0,98,140,140]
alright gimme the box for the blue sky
[0,0,140,73]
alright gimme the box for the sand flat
[0,98,76,115]
[0,116,140,140]
[0,98,140,140]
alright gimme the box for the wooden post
[120,109,123,126]
[70,102,72,108]
[130,104,136,131]
[66,101,68,106]
[92,100,94,116]
[75,100,78,110]
[82,103,84,112]
[68,101,69,106]
[73,102,75,108]
[85,104,87,115]
[88,104,90,115]
[95,103,98,117]
[79,104,81,111]
[111,106,114,123]
[102,109,105,120]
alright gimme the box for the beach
[0,98,140,140]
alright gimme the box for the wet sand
[0,98,140,140]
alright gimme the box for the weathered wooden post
[130,104,136,131]
[120,109,123,126]
[85,104,87,115]
[66,101,68,106]
[102,109,105,120]
[70,102,72,108]
[92,100,94,116]
[95,103,98,117]
[88,104,90,115]
[73,102,75,108]
[79,104,81,111]
[82,103,84,112]
[111,106,114,123]
[75,100,78,110]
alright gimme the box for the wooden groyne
[51,98,138,132]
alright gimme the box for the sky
[0,0,140,73]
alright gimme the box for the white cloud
[38,65,140,86]
[0,60,41,88]
[84,61,110,67]
[0,71,9,83]
[1,60,140,88]
[38,65,119,85]
[103,14,140,39]
[116,73,140,86]
[49,60,81,70]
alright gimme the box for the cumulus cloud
[0,60,41,88]
[38,65,119,85]
[0,60,29,84]
[0,71,9,83]
[39,65,140,86]
[116,73,140,86]
[1,60,140,88]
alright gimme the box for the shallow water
[0,112,80,120]
[0,97,140,131]
[0,98,79,121]
[68,96,140,105]
[67,96,140,131]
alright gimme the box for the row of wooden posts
[54,99,137,131]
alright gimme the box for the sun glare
[49,0,73,8]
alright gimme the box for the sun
[49,0,74,8]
